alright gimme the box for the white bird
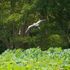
[25,19,46,34]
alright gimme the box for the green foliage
[6,13,22,22]
[13,36,40,48]
[0,48,70,70]
[0,0,70,50]
[48,34,63,47]
[0,41,7,54]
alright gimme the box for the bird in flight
[25,19,46,34]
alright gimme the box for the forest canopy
[0,0,70,51]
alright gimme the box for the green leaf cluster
[0,48,70,70]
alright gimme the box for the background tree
[0,0,70,52]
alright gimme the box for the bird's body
[25,19,46,34]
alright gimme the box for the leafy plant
[0,48,70,70]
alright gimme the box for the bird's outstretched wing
[25,19,46,34]
[25,24,36,33]
[36,19,46,25]
[25,25,32,34]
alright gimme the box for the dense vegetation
[0,0,70,51]
[0,48,70,70]
[0,0,70,69]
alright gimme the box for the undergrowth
[0,47,70,70]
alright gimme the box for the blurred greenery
[0,1,70,70]
[0,48,70,70]
[0,0,70,52]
